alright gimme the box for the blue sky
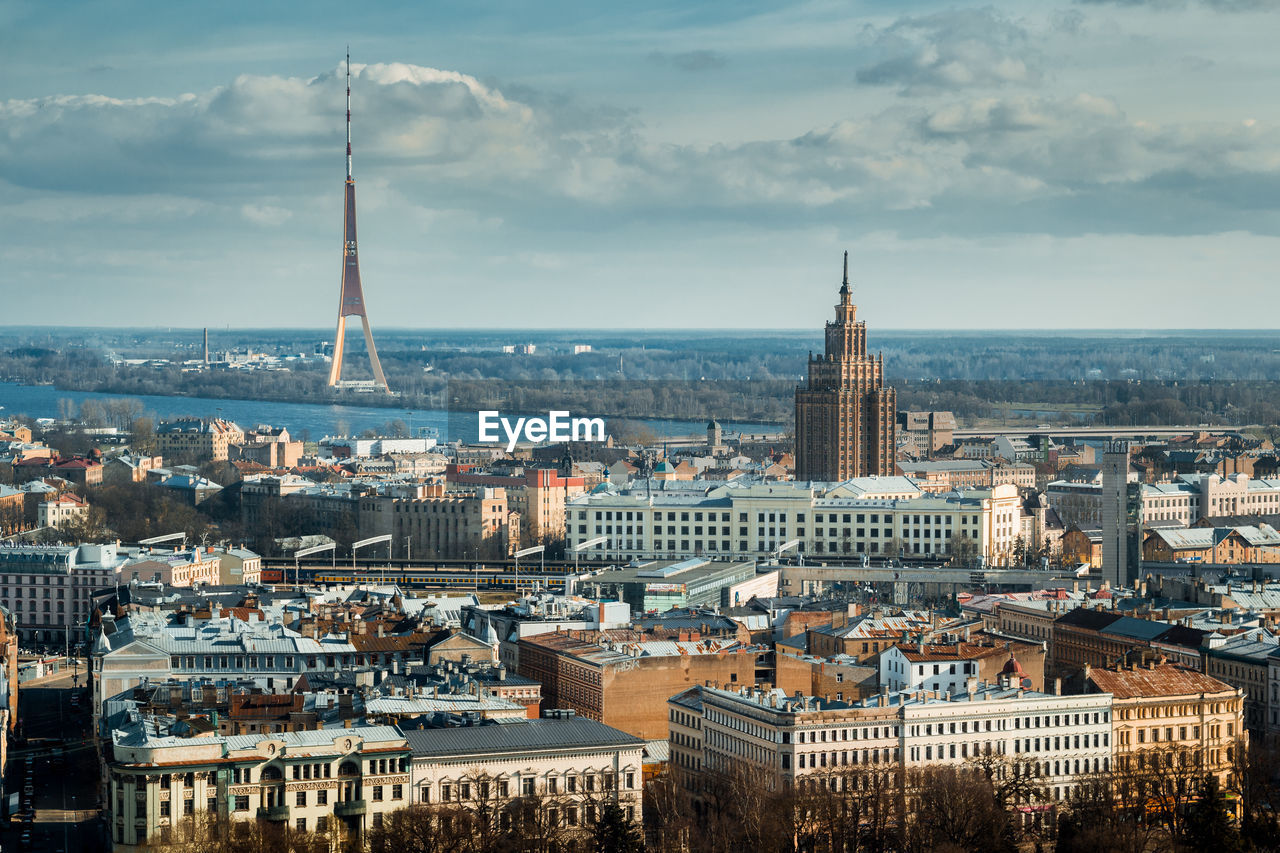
[3,0,1278,329]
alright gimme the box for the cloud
[1075,0,1274,10]
[647,50,727,72]
[854,8,1042,95]
[241,203,292,226]
[1,61,1278,245]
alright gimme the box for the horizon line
[4,325,1280,335]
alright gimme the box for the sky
[2,0,1278,330]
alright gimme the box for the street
[4,662,103,853]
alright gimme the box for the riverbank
[0,382,782,443]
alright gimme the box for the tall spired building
[794,253,897,481]
[327,51,391,393]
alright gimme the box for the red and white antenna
[345,47,353,179]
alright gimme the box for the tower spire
[839,250,851,297]
[346,46,353,180]
[328,49,391,394]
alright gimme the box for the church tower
[794,252,897,481]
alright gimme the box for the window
[234,796,249,812]
[522,778,535,796]
[296,818,306,832]
[392,784,403,800]
[317,789,328,806]
[296,791,307,807]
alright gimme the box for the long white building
[670,678,1112,805]
[1047,472,1280,529]
[567,478,1032,565]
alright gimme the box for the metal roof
[405,718,642,759]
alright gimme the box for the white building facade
[567,480,1029,565]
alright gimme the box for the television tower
[327,49,391,392]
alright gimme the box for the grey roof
[405,718,642,759]
[1101,617,1175,642]
[643,740,669,763]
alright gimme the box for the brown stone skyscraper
[794,253,897,481]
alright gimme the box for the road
[4,663,103,853]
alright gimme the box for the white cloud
[240,203,292,226]
[1,58,1278,250]
[855,8,1043,95]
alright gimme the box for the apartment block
[105,717,409,850]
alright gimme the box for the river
[0,383,780,443]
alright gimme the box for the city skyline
[4,0,1280,329]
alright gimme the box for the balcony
[334,800,367,817]
[257,805,290,821]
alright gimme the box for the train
[258,563,573,590]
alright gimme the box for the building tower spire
[327,51,391,393]
[794,250,896,481]
[346,46,353,180]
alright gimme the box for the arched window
[339,761,361,777]
[261,765,283,782]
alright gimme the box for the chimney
[343,719,352,729]
[1053,678,1062,696]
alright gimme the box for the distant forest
[3,328,1280,428]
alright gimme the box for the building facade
[1084,663,1243,791]
[106,720,410,850]
[566,480,1029,564]
[155,418,244,462]
[0,543,127,645]
[407,716,644,827]
[670,680,1112,806]
[518,630,770,740]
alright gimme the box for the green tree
[1181,775,1242,853]
[590,801,642,853]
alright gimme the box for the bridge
[950,424,1244,440]
[775,562,1086,604]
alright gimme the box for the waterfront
[0,383,779,443]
